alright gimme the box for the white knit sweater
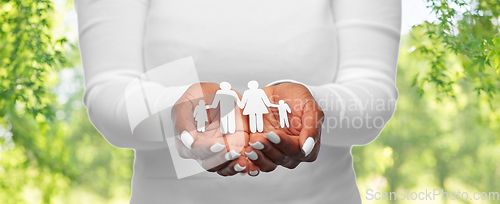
[75,0,401,203]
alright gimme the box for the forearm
[266,0,401,147]
[83,57,196,150]
[77,0,197,149]
[84,75,168,150]
[308,80,397,147]
[314,0,401,147]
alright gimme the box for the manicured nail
[265,131,280,144]
[181,131,194,149]
[249,170,259,176]
[249,141,264,150]
[234,164,246,172]
[302,137,315,157]
[225,150,241,161]
[210,143,225,153]
[246,151,258,160]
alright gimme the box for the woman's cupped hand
[171,82,324,177]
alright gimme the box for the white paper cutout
[277,100,291,128]
[193,100,209,132]
[200,80,292,134]
[206,82,241,134]
[239,80,277,133]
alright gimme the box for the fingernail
[246,151,258,160]
[249,170,259,176]
[181,131,194,149]
[210,143,225,153]
[234,164,246,172]
[302,137,315,157]
[249,141,264,150]
[265,131,280,144]
[225,150,241,161]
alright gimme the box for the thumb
[299,129,317,157]
[298,100,324,157]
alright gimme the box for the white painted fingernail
[265,131,280,144]
[210,143,225,153]
[249,170,259,176]
[225,150,241,161]
[224,152,231,160]
[246,151,258,160]
[231,150,241,159]
[181,131,194,149]
[302,137,315,157]
[249,141,264,150]
[234,164,246,172]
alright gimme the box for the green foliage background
[0,0,498,203]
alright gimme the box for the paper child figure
[207,82,241,134]
[277,100,291,128]
[239,80,277,133]
[193,100,209,132]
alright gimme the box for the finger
[244,146,277,172]
[263,130,301,157]
[173,122,198,150]
[299,128,319,158]
[171,97,197,145]
[190,136,226,160]
[174,130,225,161]
[280,158,301,169]
[303,139,320,162]
[249,133,288,165]
[299,100,324,157]
[224,106,249,152]
[217,155,248,176]
[246,136,301,170]
[246,159,260,177]
[201,149,241,172]
[225,130,247,154]
[174,136,194,159]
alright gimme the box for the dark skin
[245,82,324,174]
[172,82,324,176]
[172,82,250,176]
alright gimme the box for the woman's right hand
[244,82,323,174]
[171,83,250,176]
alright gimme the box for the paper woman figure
[193,100,209,132]
[239,80,277,133]
[207,82,241,134]
[277,100,291,128]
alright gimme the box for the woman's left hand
[244,82,324,176]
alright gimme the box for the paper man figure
[193,100,209,132]
[206,82,240,134]
[277,100,291,128]
[239,80,277,133]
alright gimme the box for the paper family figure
[200,81,291,134]
[239,80,278,133]
[206,82,240,134]
[193,100,209,132]
[277,100,291,128]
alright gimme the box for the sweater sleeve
[75,0,196,150]
[270,0,401,147]
[315,0,401,147]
